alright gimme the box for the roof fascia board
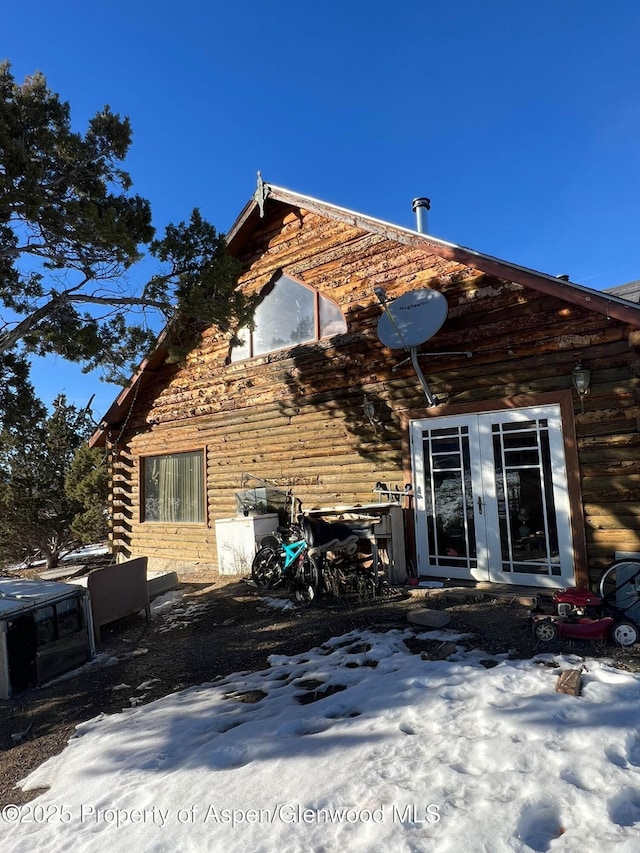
[226,197,259,247]
[88,332,169,448]
[233,182,640,327]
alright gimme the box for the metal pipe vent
[412,197,431,233]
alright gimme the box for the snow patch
[8,629,640,852]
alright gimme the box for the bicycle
[251,495,374,605]
[251,490,319,604]
[302,516,380,604]
[251,522,318,604]
[597,559,640,609]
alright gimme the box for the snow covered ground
[4,627,640,852]
[3,543,110,573]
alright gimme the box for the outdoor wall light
[362,394,381,431]
[572,362,591,410]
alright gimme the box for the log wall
[107,205,640,581]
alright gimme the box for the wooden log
[421,642,458,661]
[556,669,583,696]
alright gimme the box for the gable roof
[229,179,640,326]
[89,179,640,448]
[606,280,640,303]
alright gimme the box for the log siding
[101,202,640,584]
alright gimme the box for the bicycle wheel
[354,569,377,602]
[294,554,319,604]
[320,557,341,598]
[259,535,280,552]
[251,545,282,589]
[597,560,640,615]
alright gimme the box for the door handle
[477,496,483,515]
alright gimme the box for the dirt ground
[2,574,640,809]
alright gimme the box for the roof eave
[88,335,169,448]
[229,182,640,326]
[91,181,640,446]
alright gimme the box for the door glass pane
[432,453,461,470]
[540,430,562,576]
[504,449,540,467]
[492,421,559,575]
[423,427,477,570]
[501,432,539,449]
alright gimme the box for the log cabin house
[89,178,640,591]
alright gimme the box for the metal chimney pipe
[412,197,431,233]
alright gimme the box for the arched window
[231,272,347,361]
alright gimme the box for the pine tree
[0,60,248,410]
[0,394,97,568]
[65,443,109,545]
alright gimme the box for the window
[34,606,56,646]
[231,272,347,361]
[33,600,82,646]
[56,599,81,638]
[142,450,205,523]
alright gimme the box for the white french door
[410,405,574,587]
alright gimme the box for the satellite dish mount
[375,287,471,406]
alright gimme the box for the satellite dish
[377,288,448,350]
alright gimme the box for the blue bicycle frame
[280,538,307,571]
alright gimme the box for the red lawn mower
[531,559,640,647]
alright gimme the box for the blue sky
[4,1,640,417]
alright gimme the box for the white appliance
[215,514,279,576]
